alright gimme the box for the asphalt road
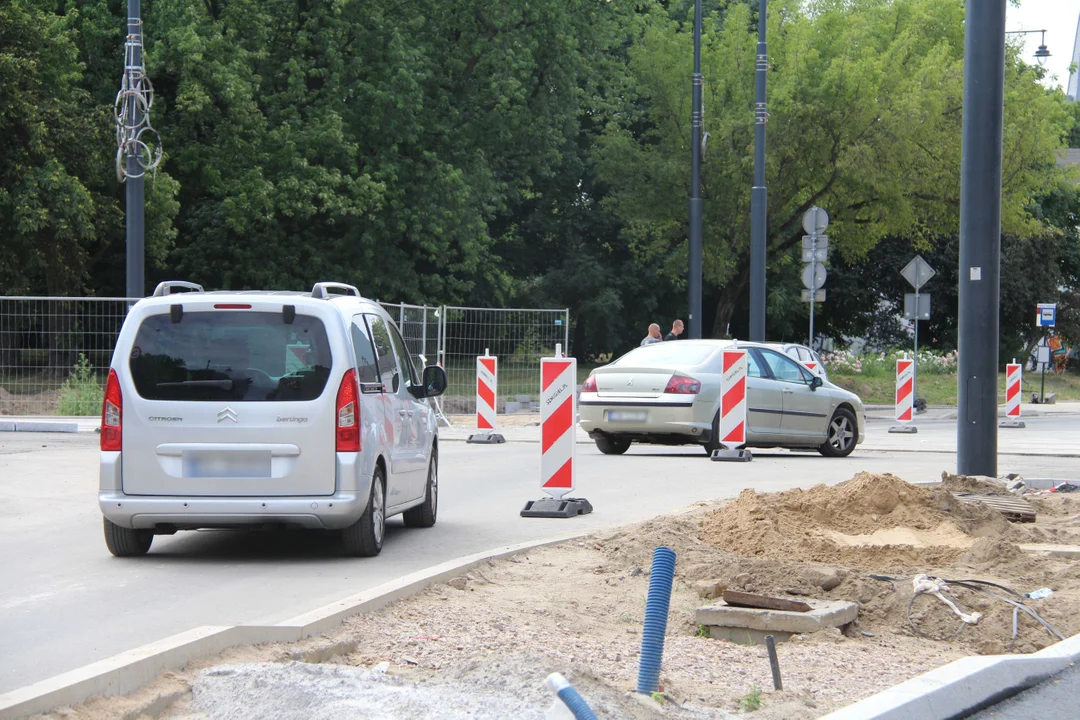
[2,415,1079,694]
[968,662,1080,718]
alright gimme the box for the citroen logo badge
[217,407,238,423]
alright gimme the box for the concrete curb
[0,421,80,434]
[819,633,1080,719]
[0,535,583,719]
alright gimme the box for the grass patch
[829,371,1080,405]
[739,685,763,711]
[56,355,104,416]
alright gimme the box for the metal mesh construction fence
[0,297,131,417]
[0,297,569,418]
[438,306,570,417]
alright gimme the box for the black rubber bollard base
[888,425,918,434]
[467,432,506,444]
[999,420,1026,429]
[710,448,752,462]
[520,497,593,518]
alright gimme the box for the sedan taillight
[580,374,597,393]
[664,373,701,394]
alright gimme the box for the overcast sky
[1006,0,1078,91]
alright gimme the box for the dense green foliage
[1,0,1075,360]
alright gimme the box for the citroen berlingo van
[99,281,446,557]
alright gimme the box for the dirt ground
[33,472,1080,719]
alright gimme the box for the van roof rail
[152,281,204,297]
[311,282,360,299]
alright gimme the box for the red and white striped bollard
[520,352,593,517]
[1000,359,1025,428]
[711,349,752,461]
[888,357,918,434]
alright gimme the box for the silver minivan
[99,281,447,557]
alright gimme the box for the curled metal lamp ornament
[114,18,162,182]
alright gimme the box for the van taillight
[336,369,360,452]
[101,369,122,451]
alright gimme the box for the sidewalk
[862,401,1080,422]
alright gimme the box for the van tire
[342,466,385,557]
[403,451,438,528]
[103,518,153,557]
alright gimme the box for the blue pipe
[545,673,599,720]
[636,546,677,695]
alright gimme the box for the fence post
[421,306,428,366]
[564,308,570,357]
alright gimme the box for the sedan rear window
[129,311,332,401]
[615,344,717,367]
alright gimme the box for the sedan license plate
[607,409,647,423]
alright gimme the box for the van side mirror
[810,375,823,390]
[419,365,447,398]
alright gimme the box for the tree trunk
[711,269,750,339]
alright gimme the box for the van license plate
[183,451,271,478]
[607,410,647,423]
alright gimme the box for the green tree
[593,0,1070,338]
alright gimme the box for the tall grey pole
[125,0,145,301]
[957,0,1006,476]
[913,292,918,407]
[749,0,767,341]
[688,0,704,339]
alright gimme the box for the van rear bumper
[99,492,367,530]
[99,452,373,531]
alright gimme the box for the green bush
[57,355,104,416]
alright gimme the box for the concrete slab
[696,598,858,643]
[0,421,14,432]
[1019,544,1080,559]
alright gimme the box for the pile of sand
[698,472,1009,569]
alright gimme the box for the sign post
[1034,303,1057,404]
[999,360,1025,428]
[711,349,752,462]
[467,351,505,444]
[900,255,936,413]
[888,356,918,434]
[800,207,829,347]
[521,355,593,518]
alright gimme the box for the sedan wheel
[819,408,857,458]
[595,436,631,455]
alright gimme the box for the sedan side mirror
[810,376,823,390]
[418,365,448,398]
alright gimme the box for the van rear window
[129,311,332,402]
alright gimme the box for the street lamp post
[688,0,704,339]
[125,0,144,302]
[957,0,1007,477]
[749,0,767,342]
[1004,29,1051,65]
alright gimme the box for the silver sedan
[578,340,865,457]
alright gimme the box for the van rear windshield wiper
[156,379,234,390]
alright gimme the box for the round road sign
[802,206,829,235]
